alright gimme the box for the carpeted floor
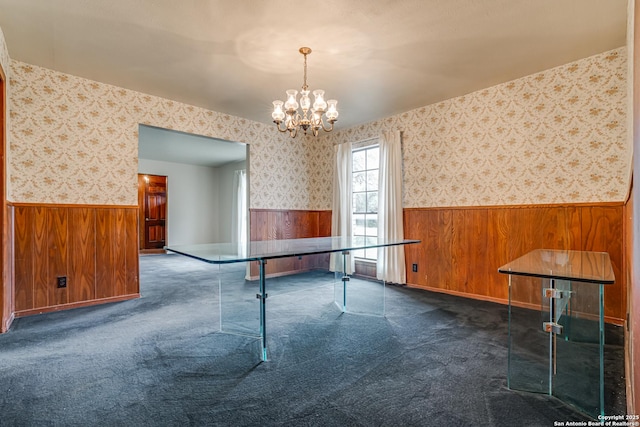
[0,254,625,426]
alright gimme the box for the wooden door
[138,174,167,249]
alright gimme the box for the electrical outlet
[57,276,67,288]
[412,263,418,273]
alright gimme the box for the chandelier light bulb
[271,47,338,137]
[272,100,285,122]
[284,90,299,111]
[300,90,311,111]
[313,90,327,112]
[326,100,339,121]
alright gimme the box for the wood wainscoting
[249,209,332,279]
[249,204,625,323]
[5,203,625,323]
[403,203,626,324]
[2,205,13,332]
[12,204,140,317]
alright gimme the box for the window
[352,145,379,260]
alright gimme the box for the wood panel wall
[403,204,626,323]
[2,205,13,332]
[249,209,332,278]
[13,204,139,316]
[249,205,625,323]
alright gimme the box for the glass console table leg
[507,274,512,390]
[598,283,604,416]
[258,259,268,362]
[340,251,349,312]
[550,278,555,395]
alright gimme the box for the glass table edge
[497,268,615,285]
[165,247,261,264]
[165,239,421,265]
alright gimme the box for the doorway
[138,174,167,253]
[137,125,248,247]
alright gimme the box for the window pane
[366,147,379,169]
[367,169,379,191]
[353,150,366,172]
[364,247,378,260]
[353,214,366,236]
[352,171,366,192]
[367,191,378,213]
[365,214,377,236]
[353,193,367,213]
[365,236,378,260]
[352,145,379,260]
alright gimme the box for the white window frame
[351,144,379,261]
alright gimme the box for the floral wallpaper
[6,47,630,211]
[8,60,316,209]
[320,47,630,209]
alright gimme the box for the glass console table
[166,236,419,362]
[498,249,615,418]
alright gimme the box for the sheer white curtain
[377,130,405,284]
[232,169,247,257]
[330,141,354,274]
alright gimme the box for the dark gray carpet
[0,254,625,426]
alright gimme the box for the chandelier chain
[302,52,308,91]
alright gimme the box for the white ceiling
[0,0,629,131]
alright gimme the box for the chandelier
[271,47,339,138]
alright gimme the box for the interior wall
[7,59,317,211]
[218,160,246,243]
[13,204,139,316]
[138,158,219,245]
[2,39,316,322]
[321,47,630,209]
[404,204,626,323]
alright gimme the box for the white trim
[352,136,379,149]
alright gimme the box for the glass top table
[497,249,615,285]
[166,236,420,361]
[167,236,419,264]
[498,249,615,418]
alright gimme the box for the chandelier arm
[320,119,335,133]
[274,121,290,133]
[291,112,302,129]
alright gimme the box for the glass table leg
[341,251,349,312]
[598,283,604,416]
[258,259,268,362]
